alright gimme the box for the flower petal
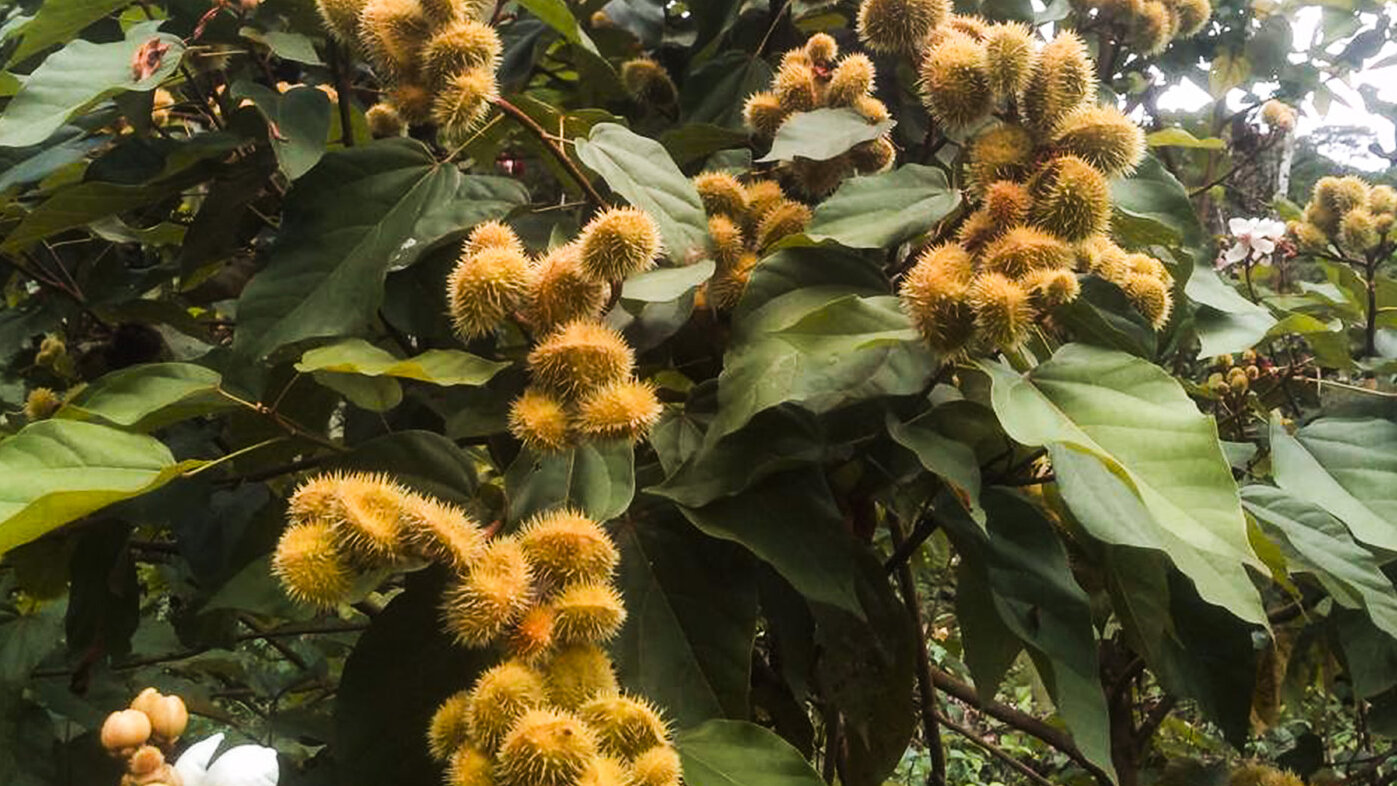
[1253,237,1275,255]
[203,745,279,786]
[175,733,226,786]
[1229,217,1255,235]
[1225,243,1249,262]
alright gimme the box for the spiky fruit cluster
[1290,176,1396,259]
[313,0,500,140]
[23,387,61,420]
[1070,0,1211,56]
[691,174,810,310]
[742,34,896,198]
[620,57,677,105]
[1259,100,1296,133]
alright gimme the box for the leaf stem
[492,96,609,209]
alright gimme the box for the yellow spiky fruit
[803,32,838,65]
[630,745,683,786]
[970,272,1036,349]
[850,137,896,174]
[467,660,549,752]
[1022,31,1095,133]
[755,200,812,250]
[287,473,345,527]
[1340,208,1380,255]
[708,215,746,271]
[1075,234,1130,281]
[966,124,1034,191]
[946,13,990,39]
[434,67,498,142]
[1367,184,1396,215]
[773,59,819,113]
[387,82,434,124]
[621,58,678,104]
[23,387,60,421]
[1312,176,1368,229]
[1291,221,1329,253]
[366,102,404,138]
[496,708,599,786]
[827,54,875,107]
[442,537,534,646]
[448,245,532,340]
[852,95,892,125]
[919,31,992,130]
[578,207,662,282]
[423,20,502,89]
[1021,267,1082,308]
[552,582,627,644]
[544,644,619,710]
[744,181,786,225]
[466,219,523,256]
[899,243,976,354]
[34,334,65,367]
[1168,0,1210,36]
[525,244,608,332]
[509,389,572,453]
[527,320,634,399]
[1125,252,1173,285]
[791,157,854,198]
[694,172,749,220]
[982,226,1074,277]
[577,693,670,761]
[1028,155,1111,241]
[956,211,1000,253]
[508,604,558,661]
[1132,1,1174,53]
[1050,103,1146,177]
[577,756,628,786]
[1123,271,1172,328]
[428,690,474,761]
[400,493,485,571]
[358,0,430,78]
[983,180,1033,228]
[272,521,355,609]
[577,379,662,443]
[446,745,496,786]
[742,92,787,138]
[316,0,368,43]
[983,23,1037,100]
[519,509,619,589]
[856,0,950,54]
[332,473,409,562]
[708,252,759,311]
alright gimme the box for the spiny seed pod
[576,379,663,443]
[423,20,502,88]
[434,67,498,142]
[956,211,1000,253]
[316,0,368,44]
[508,604,558,661]
[744,181,787,225]
[577,693,670,761]
[827,54,875,107]
[856,0,950,54]
[1169,0,1210,36]
[464,219,522,257]
[791,157,854,198]
[756,200,812,251]
[630,745,683,786]
[850,137,896,174]
[970,272,1036,349]
[579,756,628,786]
[945,13,990,39]
[552,582,627,644]
[23,387,60,420]
[1290,221,1328,252]
[1125,252,1172,285]
[1021,268,1081,308]
[331,472,408,561]
[1226,366,1249,393]
[984,181,1033,228]
[966,125,1034,191]
[527,320,634,399]
[1314,176,1370,220]
[146,694,188,741]
[519,509,619,589]
[742,92,787,138]
[1050,103,1146,177]
[467,660,549,752]
[496,708,599,786]
[442,538,534,646]
[853,95,892,124]
[899,243,976,354]
[446,745,495,786]
[287,473,345,527]
[35,334,65,366]
[447,245,532,339]
[694,172,749,220]
[1028,155,1111,241]
[708,215,747,271]
[804,32,839,66]
[1367,184,1397,214]
[1123,271,1172,329]
[779,49,812,70]
[428,690,473,761]
[358,0,431,78]
[1134,1,1174,54]
[509,389,572,453]
[400,493,485,571]
[1022,32,1095,133]
[982,226,1074,277]
[773,60,819,113]
[525,244,607,332]
[366,102,405,138]
[387,82,434,124]
[272,521,355,608]
[919,31,992,130]
[982,23,1037,100]
[1340,208,1380,255]
[101,709,152,755]
[708,252,759,311]
[578,207,662,282]
[545,644,619,710]
[621,58,678,104]
[1075,234,1130,281]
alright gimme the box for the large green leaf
[1110,155,1205,252]
[756,108,893,164]
[1055,276,1158,358]
[0,23,183,148]
[676,720,826,786]
[0,420,195,554]
[886,411,983,523]
[983,343,1266,625]
[1242,485,1397,639]
[5,0,134,66]
[1269,415,1397,552]
[234,139,527,358]
[230,81,332,180]
[514,0,603,56]
[1187,259,1277,357]
[56,362,230,431]
[504,441,636,523]
[621,260,715,302]
[295,338,508,385]
[573,123,711,264]
[805,164,962,249]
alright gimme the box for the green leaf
[574,122,711,264]
[1187,261,1277,357]
[1242,485,1397,639]
[0,420,196,555]
[5,0,134,67]
[230,81,332,179]
[0,23,184,148]
[756,107,894,164]
[239,27,324,64]
[311,371,403,411]
[56,362,230,431]
[514,0,603,56]
[886,412,984,524]
[676,720,826,786]
[1111,155,1205,252]
[504,441,636,523]
[1209,51,1249,97]
[982,343,1267,626]
[621,260,715,302]
[0,181,172,252]
[234,139,527,358]
[660,123,751,165]
[1269,414,1397,552]
[805,164,962,249]
[295,338,508,385]
[1054,276,1158,358]
[1146,128,1226,149]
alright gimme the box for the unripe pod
[358,0,431,79]
[970,272,1036,350]
[790,157,854,198]
[803,32,838,66]
[446,744,495,786]
[1027,155,1111,241]
[101,709,152,754]
[1368,184,1397,215]
[918,31,993,130]
[447,245,532,340]
[1314,176,1369,220]
[755,200,812,251]
[316,0,368,44]
[509,389,572,453]
[466,660,549,752]
[495,708,598,786]
[899,243,976,354]
[981,226,1074,278]
[578,208,662,282]
[630,745,683,786]
[856,0,951,55]
[708,215,746,272]
[443,537,534,646]
[552,582,627,644]
[772,60,818,113]
[578,756,628,786]
[544,644,618,710]
[621,58,678,105]
[693,172,749,220]
[849,137,896,174]
[1133,1,1174,54]
[1022,31,1095,133]
[576,379,663,443]
[1169,0,1210,37]
[433,67,498,143]
[1050,104,1146,177]
[966,125,1034,192]
[387,82,434,124]
[427,690,473,761]
[422,20,502,89]
[365,102,405,138]
[1122,271,1172,329]
[519,509,619,590]
[577,693,670,761]
[524,243,607,332]
[272,520,355,609]
[399,493,485,572]
[1340,208,1380,255]
[146,695,188,742]
[23,387,61,421]
[329,472,409,563]
[1021,268,1082,309]
[742,92,786,138]
[826,54,875,107]
[527,320,635,399]
[507,604,558,661]
[982,22,1037,100]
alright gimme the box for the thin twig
[492,97,608,209]
[888,515,946,785]
[936,711,1055,786]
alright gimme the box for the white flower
[1222,216,1287,267]
[175,733,279,786]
